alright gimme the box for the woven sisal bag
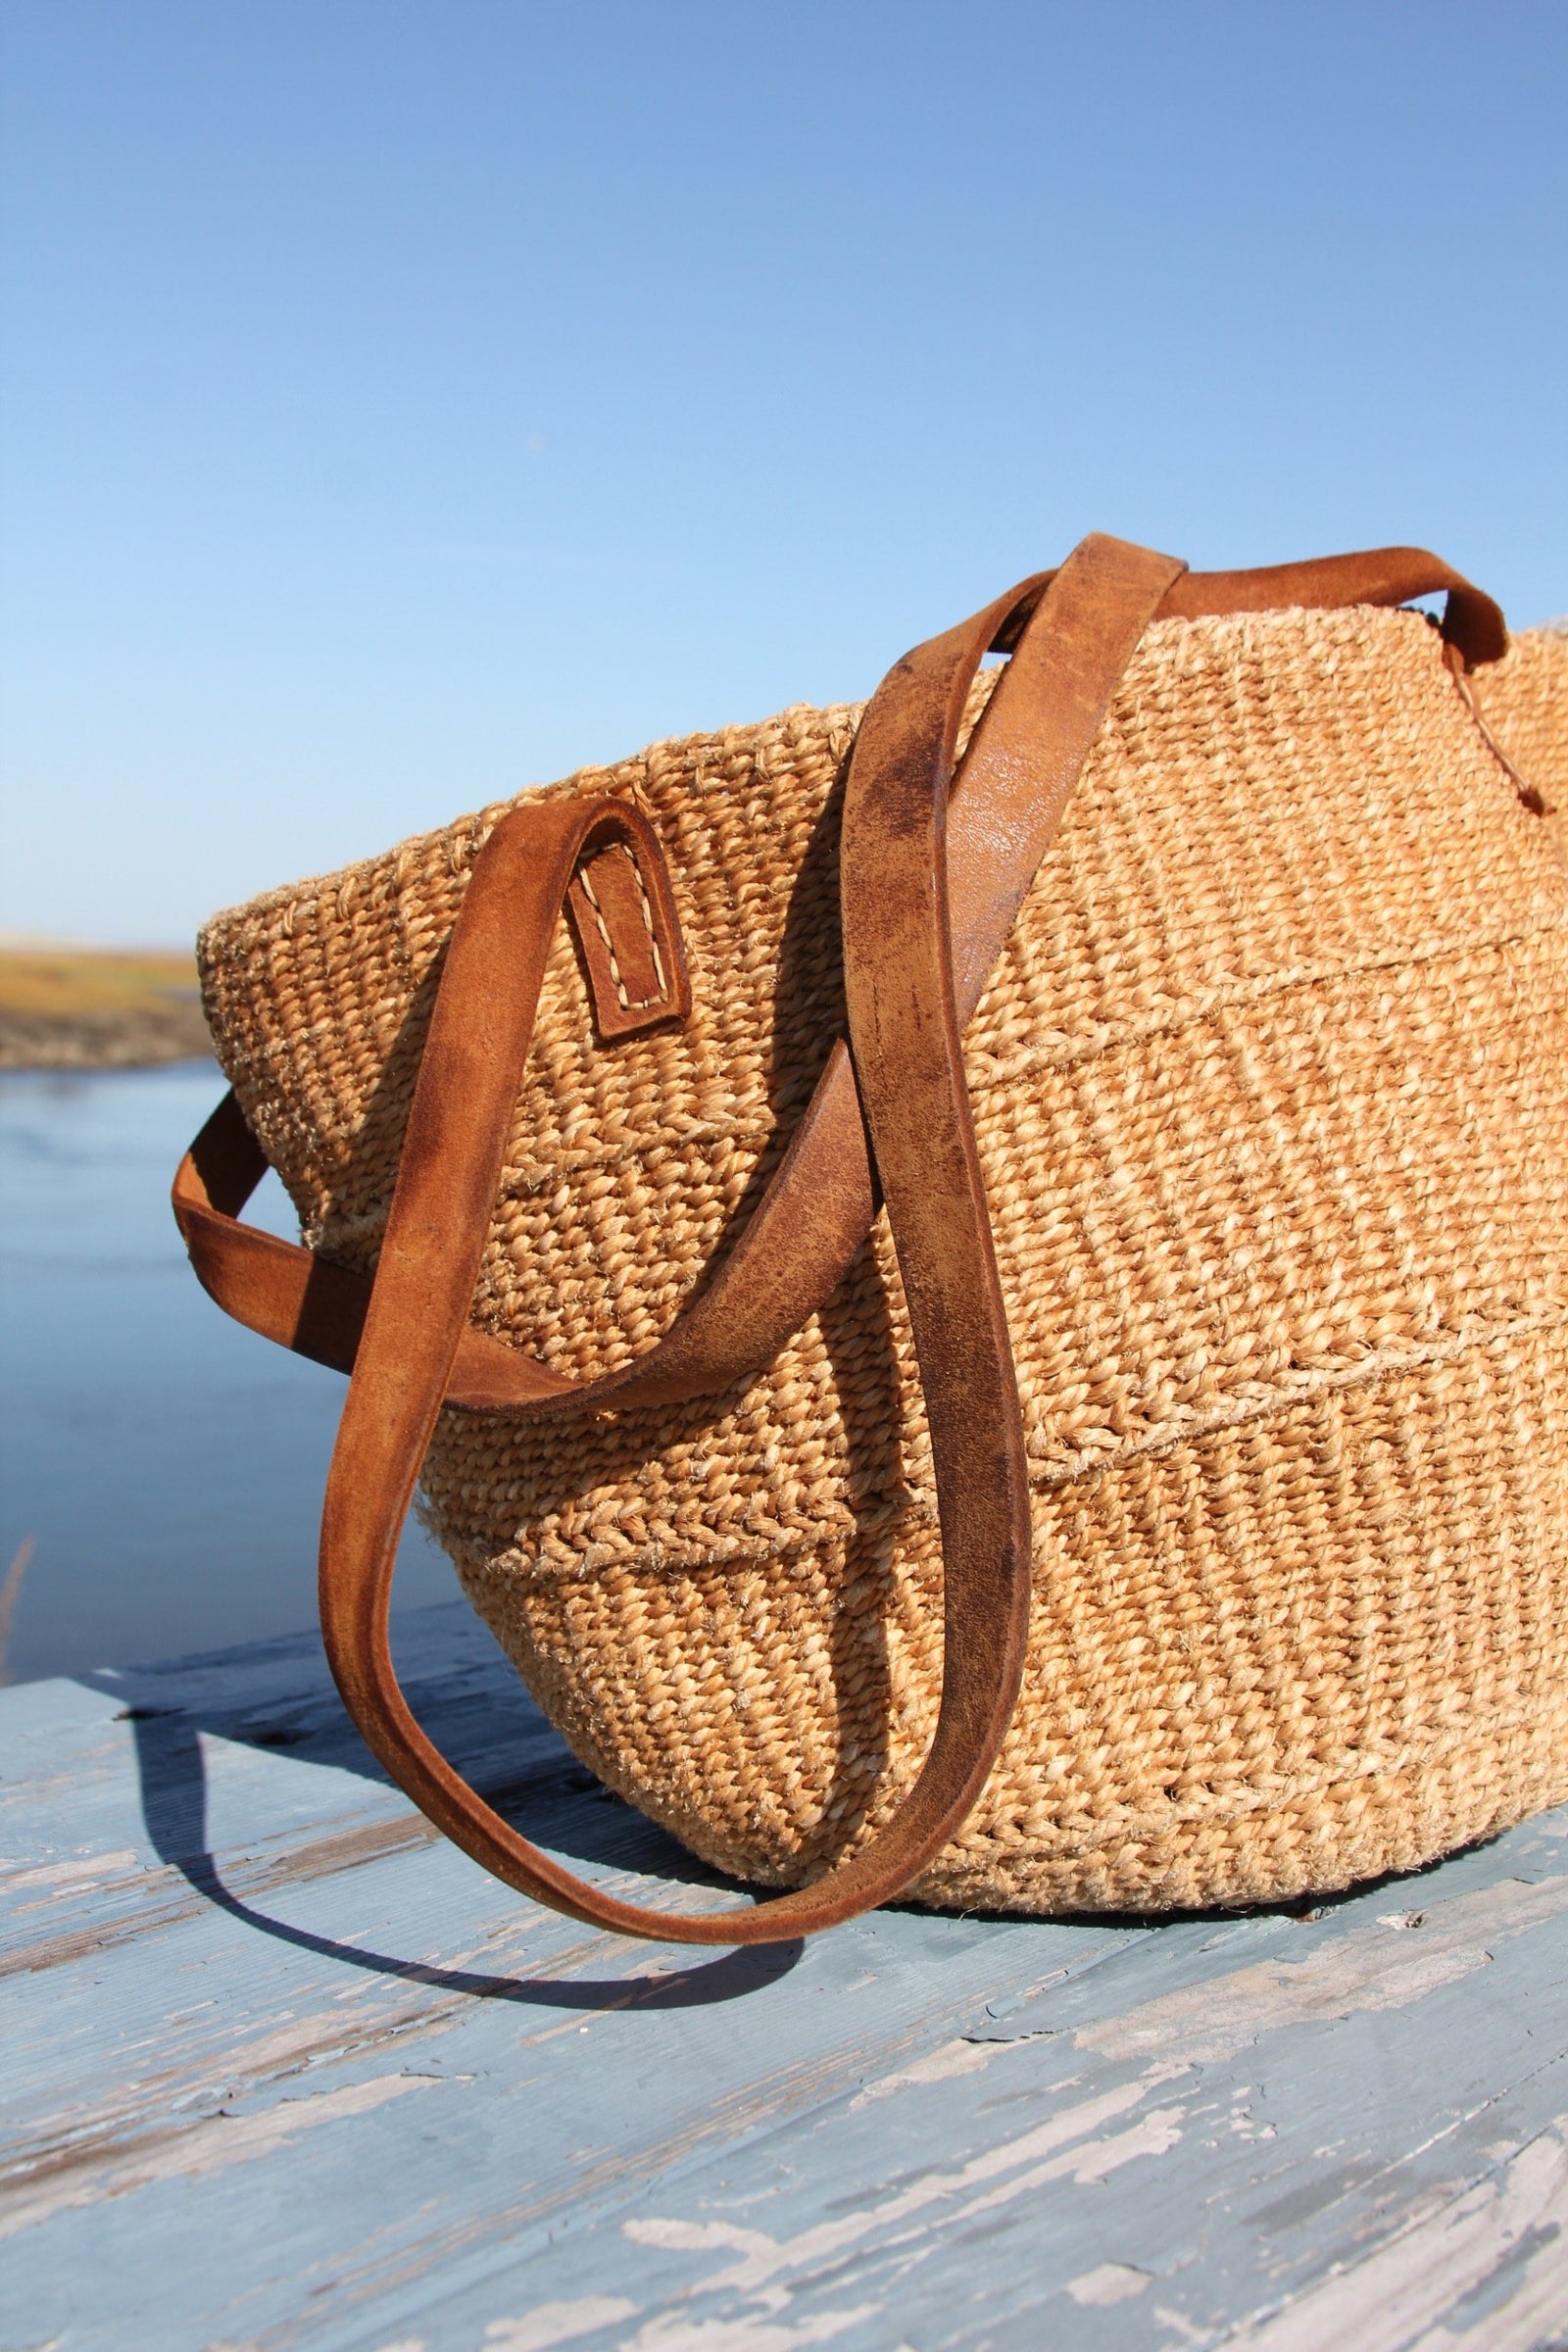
[177,537,1568,1942]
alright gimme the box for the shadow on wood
[79,1606,805,2008]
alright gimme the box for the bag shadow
[78,1622,804,2007]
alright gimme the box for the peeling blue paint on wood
[4,1600,1568,2350]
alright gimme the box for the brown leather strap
[303,539,1184,1943]
[176,534,1502,1941]
[175,542,1505,1422]
[1159,547,1506,668]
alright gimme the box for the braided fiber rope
[200,605,1568,1914]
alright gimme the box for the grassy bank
[0,945,212,1068]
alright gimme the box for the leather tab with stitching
[566,829,691,1040]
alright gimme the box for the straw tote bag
[174,534,1568,1945]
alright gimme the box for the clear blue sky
[2,1,1564,945]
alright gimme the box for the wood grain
[5,1601,1567,2349]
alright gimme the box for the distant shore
[0,946,213,1069]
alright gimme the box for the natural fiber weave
[201,605,1568,1914]
[1475,623,1568,865]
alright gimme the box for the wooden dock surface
[5,1600,1568,2351]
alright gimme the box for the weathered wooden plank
[4,1601,1567,2351]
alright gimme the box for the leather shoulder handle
[1161,547,1506,667]
[306,539,1183,1944]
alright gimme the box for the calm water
[0,1062,452,1683]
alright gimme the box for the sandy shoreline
[0,947,213,1069]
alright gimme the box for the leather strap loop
[1161,547,1506,668]
[295,538,1183,1943]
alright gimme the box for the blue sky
[2,1,1564,944]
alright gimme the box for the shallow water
[0,1062,452,1682]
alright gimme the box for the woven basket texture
[200,605,1568,1915]
[1476,623,1568,867]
